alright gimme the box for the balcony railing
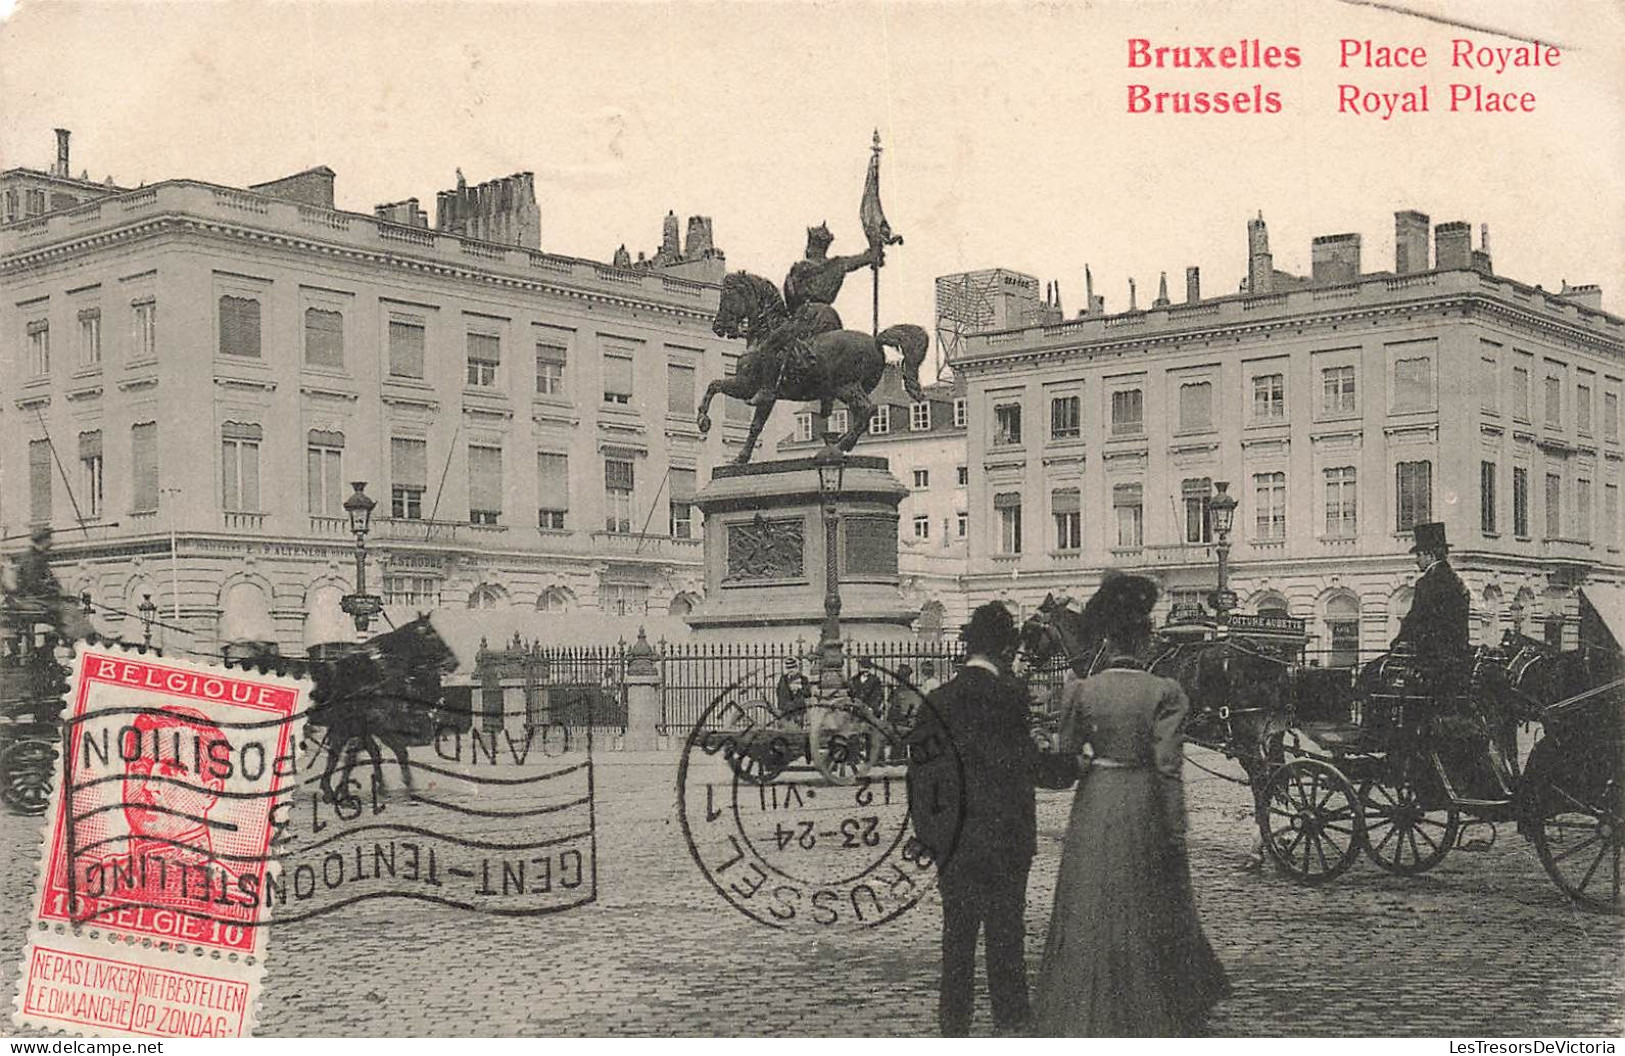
[223,511,267,531]
[308,515,348,537]
[371,517,471,543]
[590,531,702,559]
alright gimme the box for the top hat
[857,657,873,669]
[1410,521,1449,554]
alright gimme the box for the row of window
[984,459,1623,556]
[792,398,970,442]
[23,427,698,539]
[908,466,971,490]
[989,464,1435,555]
[23,300,157,374]
[911,512,970,542]
[1478,346,1623,441]
[988,362,1436,448]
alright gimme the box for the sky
[3,0,1622,364]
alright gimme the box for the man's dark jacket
[1393,558,1471,665]
[907,666,1076,874]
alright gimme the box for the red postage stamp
[13,644,309,1038]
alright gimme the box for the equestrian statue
[697,133,930,464]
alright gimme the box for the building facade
[954,211,1624,666]
[1,135,750,657]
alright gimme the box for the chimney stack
[1394,211,1430,274]
[1472,222,1494,274]
[1153,272,1171,308]
[1185,266,1201,303]
[1311,233,1362,283]
[1435,221,1472,270]
[1247,212,1274,295]
[54,128,71,179]
[1128,277,1138,311]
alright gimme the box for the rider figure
[749,223,882,407]
[1391,521,1472,699]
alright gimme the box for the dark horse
[1019,593,1296,795]
[697,271,931,463]
[307,616,459,803]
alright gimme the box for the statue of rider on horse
[696,133,930,464]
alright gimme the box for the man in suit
[909,602,1076,1037]
[1392,521,1472,696]
[848,656,886,714]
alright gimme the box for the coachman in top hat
[1391,521,1472,695]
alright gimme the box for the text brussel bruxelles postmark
[677,666,965,931]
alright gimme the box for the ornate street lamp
[340,481,383,633]
[1208,481,1238,622]
[137,592,158,649]
[814,442,847,695]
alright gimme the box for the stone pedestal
[686,456,917,643]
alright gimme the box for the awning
[1577,584,1625,652]
[219,582,278,648]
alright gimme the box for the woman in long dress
[1034,574,1229,1036]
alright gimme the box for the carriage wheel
[1259,759,1363,884]
[1359,761,1459,876]
[723,734,790,786]
[808,706,878,786]
[1528,741,1624,915]
[1,740,57,816]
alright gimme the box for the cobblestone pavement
[3,744,1620,1037]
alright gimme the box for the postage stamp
[677,664,965,932]
[12,643,309,1038]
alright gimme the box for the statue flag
[860,129,904,254]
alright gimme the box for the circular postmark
[677,664,965,931]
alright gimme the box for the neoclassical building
[953,210,1623,666]
[0,132,747,656]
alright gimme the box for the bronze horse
[697,271,930,463]
[307,616,459,803]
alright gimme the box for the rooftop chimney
[1473,222,1494,274]
[1247,212,1274,295]
[54,128,70,179]
[1128,277,1138,312]
[1153,272,1171,308]
[1185,266,1201,303]
[1311,233,1362,284]
[1394,211,1430,274]
[1559,281,1603,311]
[1435,221,1472,270]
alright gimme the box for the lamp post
[814,442,847,696]
[137,592,158,649]
[1208,481,1238,623]
[340,482,382,634]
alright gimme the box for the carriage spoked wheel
[1259,759,1364,884]
[1527,740,1624,915]
[1358,760,1460,876]
[719,700,790,786]
[807,704,880,786]
[1,738,57,816]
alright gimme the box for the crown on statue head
[806,223,834,250]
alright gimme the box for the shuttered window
[391,437,428,519]
[1179,382,1212,432]
[538,453,569,529]
[605,458,635,533]
[131,423,159,513]
[668,362,696,416]
[1051,487,1081,551]
[1183,477,1213,543]
[389,320,426,379]
[28,440,51,525]
[605,353,634,404]
[221,422,262,512]
[995,492,1022,554]
[536,343,567,396]
[670,467,697,539]
[468,445,503,524]
[79,431,104,519]
[467,332,500,387]
[1113,483,1143,548]
[1393,357,1433,411]
[307,430,344,517]
[304,308,344,369]
[1396,460,1432,532]
[219,296,261,358]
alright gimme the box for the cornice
[957,291,1624,373]
[2,213,720,325]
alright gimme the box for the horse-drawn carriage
[1021,593,1625,915]
[0,554,94,816]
